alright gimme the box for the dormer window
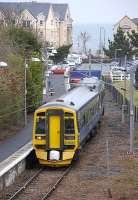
[40,20,43,26]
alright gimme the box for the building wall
[114,16,138,34]
[0,5,73,48]
[45,6,57,46]
[0,11,5,26]
[36,13,46,43]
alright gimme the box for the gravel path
[47,91,135,200]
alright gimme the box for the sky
[2,0,138,24]
[45,0,138,24]
[1,0,138,51]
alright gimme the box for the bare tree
[79,32,90,55]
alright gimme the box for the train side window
[65,118,74,134]
[83,114,86,125]
[36,118,45,134]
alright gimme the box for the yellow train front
[32,83,104,166]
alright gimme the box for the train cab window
[36,118,45,134]
[65,112,73,117]
[37,112,45,117]
[65,118,74,134]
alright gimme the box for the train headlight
[35,136,42,140]
[49,150,60,160]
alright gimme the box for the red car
[51,65,66,74]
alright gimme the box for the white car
[67,60,76,66]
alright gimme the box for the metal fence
[103,76,138,122]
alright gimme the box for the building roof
[0,2,68,20]
[132,18,138,25]
[52,4,68,20]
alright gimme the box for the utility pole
[24,57,28,127]
[88,49,91,77]
[122,55,127,123]
[99,27,102,57]
[129,66,135,153]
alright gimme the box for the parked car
[51,64,65,74]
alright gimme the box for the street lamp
[0,61,8,67]
[24,55,41,127]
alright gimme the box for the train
[32,78,104,166]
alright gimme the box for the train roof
[40,86,98,111]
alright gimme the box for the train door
[49,115,60,148]
[46,109,64,150]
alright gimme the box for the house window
[40,20,43,26]
[27,21,30,27]
[22,20,31,28]
[12,19,15,25]
[40,31,43,37]
[51,20,53,25]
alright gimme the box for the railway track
[6,166,71,200]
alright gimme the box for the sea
[73,23,113,55]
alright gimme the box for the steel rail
[8,168,43,200]
[41,166,72,200]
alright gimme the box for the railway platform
[0,74,66,191]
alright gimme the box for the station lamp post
[24,56,28,127]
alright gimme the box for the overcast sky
[22,0,138,23]
[1,0,138,24]
[10,0,138,24]
[46,0,138,24]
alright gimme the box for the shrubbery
[0,27,43,136]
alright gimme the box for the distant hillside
[73,23,113,54]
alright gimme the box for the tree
[51,44,72,63]
[9,27,42,54]
[104,27,133,59]
[79,32,90,55]
[128,30,138,56]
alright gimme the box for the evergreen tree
[128,30,138,56]
[104,27,133,59]
[50,45,72,63]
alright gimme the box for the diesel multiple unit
[32,81,104,166]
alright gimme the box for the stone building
[0,2,73,48]
[114,15,138,34]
